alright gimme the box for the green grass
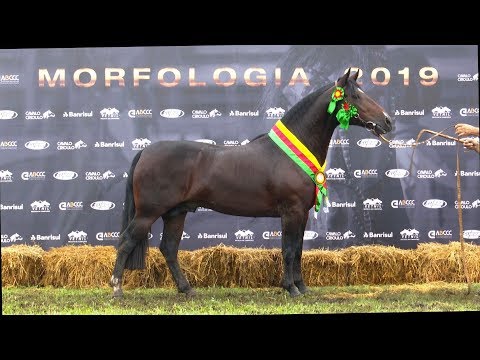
[2,282,480,315]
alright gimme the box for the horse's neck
[284,94,337,165]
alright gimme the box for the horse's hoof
[184,289,196,299]
[112,289,124,299]
[296,284,310,294]
[285,285,301,297]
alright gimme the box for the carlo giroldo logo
[1,233,23,244]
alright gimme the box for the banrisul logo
[67,230,88,243]
[30,200,51,212]
[431,106,451,118]
[363,198,382,210]
[234,229,254,241]
[229,110,259,117]
[94,140,124,148]
[0,74,19,85]
[62,110,93,118]
[454,170,480,177]
[100,108,120,119]
[400,228,420,240]
[265,107,285,120]
[0,110,18,120]
[394,109,424,116]
[326,168,346,180]
[0,203,24,211]
[132,138,151,150]
[0,169,13,182]
[197,232,228,240]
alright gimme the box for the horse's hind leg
[160,212,195,297]
[111,215,154,298]
[292,211,309,294]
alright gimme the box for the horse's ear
[352,70,360,82]
[337,68,350,87]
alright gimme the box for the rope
[380,126,471,294]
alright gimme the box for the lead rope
[380,126,471,294]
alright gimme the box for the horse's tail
[119,150,147,270]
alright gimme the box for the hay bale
[302,249,348,286]
[1,245,45,286]
[233,247,282,287]
[416,242,480,283]
[42,245,116,288]
[342,245,418,285]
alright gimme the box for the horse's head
[332,68,392,137]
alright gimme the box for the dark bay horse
[111,69,392,297]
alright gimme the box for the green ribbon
[327,86,358,130]
[315,185,328,212]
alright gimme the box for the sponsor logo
[240,139,250,145]
[59,201,83,211]
[229,110,259,117]
[454,170,480,177]
[354,169,378,179]
[96,232,120,241]
[132,138,151,150]
[0,169,13,182]
[385,168,409,178]
[363,231,393,238]
[25,140,50,150]
[326,168,346,180]
[159,232,189,240]
[85,171,115,181]
[128,109,152,118]
[1,233,23,244]
[463,230,480,240]
[100,107,120,119]
[394,109,425,116]
[192,109,222,118]
[265,107,285,119]
[422,199,447,209]
[197,207,213,212]
[262,230,282,240]
[57,140,88,150]
[455,200,480,210]
[62,111,93,118]
[0,140,17,150]
[391,199,415,209]
[328,201,356,208]
[328,138,350,147]
[0,110,18,120]
[25,110,55,120]
[303,231,319,240]
[400,228,420,240]
[325,230,355,241]
[195,139,216,145]
[53,171,78,180]
[459,108,479,117]
[431,106,451,118]
[197,232,228,239]
[425,139,456,146]
[90,201,115,210]
[94,141,124,148]
[1,74,20,85]
[388,138,416,149]
[428,229,453,240]
[160,109,184,118]
[123,172,128,178]
[67,230,88,243]
[0,203,24,211]
[223,140,243,146]
[457,73,478,82]
[363,198,383,210]
[416,168,447,179]
[30,200,50,213]
[21,171,46,181]
[357,138,381,148]
[30,234,61,241]
[234,229,254,241]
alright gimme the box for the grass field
[3,282,480,315]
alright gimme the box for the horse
[110,68,392,298]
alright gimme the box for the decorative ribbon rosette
[327,86,359,130]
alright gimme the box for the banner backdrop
[1,45,478,250]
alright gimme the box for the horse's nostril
[385,117,392,127]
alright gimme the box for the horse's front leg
[292,211,309,294]
[280,208,306,297]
